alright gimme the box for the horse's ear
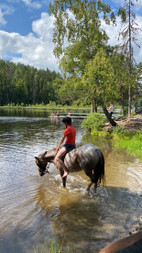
[35,157,39,164]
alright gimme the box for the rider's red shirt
[64,125,76,145]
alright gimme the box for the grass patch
[2,102,91,111]
[112,127,142,160]
[34,240,69,253]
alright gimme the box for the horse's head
[35,156,48,176]
[35,148,57,176]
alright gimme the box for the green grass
[2,102,91,110]
[34,241,69,253]
[112,128,142,160]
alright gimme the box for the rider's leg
[54,147,69,178]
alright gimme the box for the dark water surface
[0,109,142,253]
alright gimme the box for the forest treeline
[0,57,142,111]
[1,0,142,125]
[0,59,62,106]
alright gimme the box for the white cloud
[0,8,6,25]
[0,9,142,73]
[21,0,42,9]
[4,0,42,9]
[32,12,55,40]
[112,0,142,9]
[0,4,15,27]
[134,0,142,13]
[0,13,59,72]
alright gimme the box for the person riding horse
[54,117,76,178]
[35,143,105,191]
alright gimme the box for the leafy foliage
[81,113,106,132]
[49,0,115,76]
[82,49,118,105]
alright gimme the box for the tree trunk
[121,90,125,116]
[128,84,131,117]
[91,100,95,113]
[91,98,97,113]
[135,72,138,114]
[94,98,97,112]
[102,104,117,127]
[128,0,132,118]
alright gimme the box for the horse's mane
[43,147,57,158]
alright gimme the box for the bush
[81,113,106,132]
[113,126,128,136]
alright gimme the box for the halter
[45,162,51,174]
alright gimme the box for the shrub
[81,113,106,132]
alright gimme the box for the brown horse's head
[35,148,57,176]
[35,156,49,176]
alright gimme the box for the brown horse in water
[35,144,105,192]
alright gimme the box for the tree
[49,0,115,77]
[82,49,118,126]
[135,62,142,112]
[110,53,132,116]
[118,0,141,117]
[0,60,6,105]
[0,59,60,106]
[49,0,116,111]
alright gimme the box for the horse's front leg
[54,158,67,188]
[62,177,67,188]
[86,181,93,192]
[58,167,67,188]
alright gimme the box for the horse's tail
[92,149,105,189]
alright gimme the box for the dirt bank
[117,114,142,131]
[105,114,142,131]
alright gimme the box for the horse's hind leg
[83,169,97,193]
[82,166,93,192]
[94,183,97,193]
[83,170,94,192]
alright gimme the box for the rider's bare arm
[57,134,66,151]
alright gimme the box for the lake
[0,108,141,253]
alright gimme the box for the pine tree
[118,0,141,117]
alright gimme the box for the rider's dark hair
[62,117,72,125]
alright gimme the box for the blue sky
[0,0,142,72]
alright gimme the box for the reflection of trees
[33,181,142,253]
[0,117,60,145]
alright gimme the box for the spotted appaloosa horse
[35,144,105,192]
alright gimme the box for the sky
[0,0,142,73]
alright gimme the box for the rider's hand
[57,146,60,151]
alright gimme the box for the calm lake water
[0,108,142,253]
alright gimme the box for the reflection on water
[0,109,142,253]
